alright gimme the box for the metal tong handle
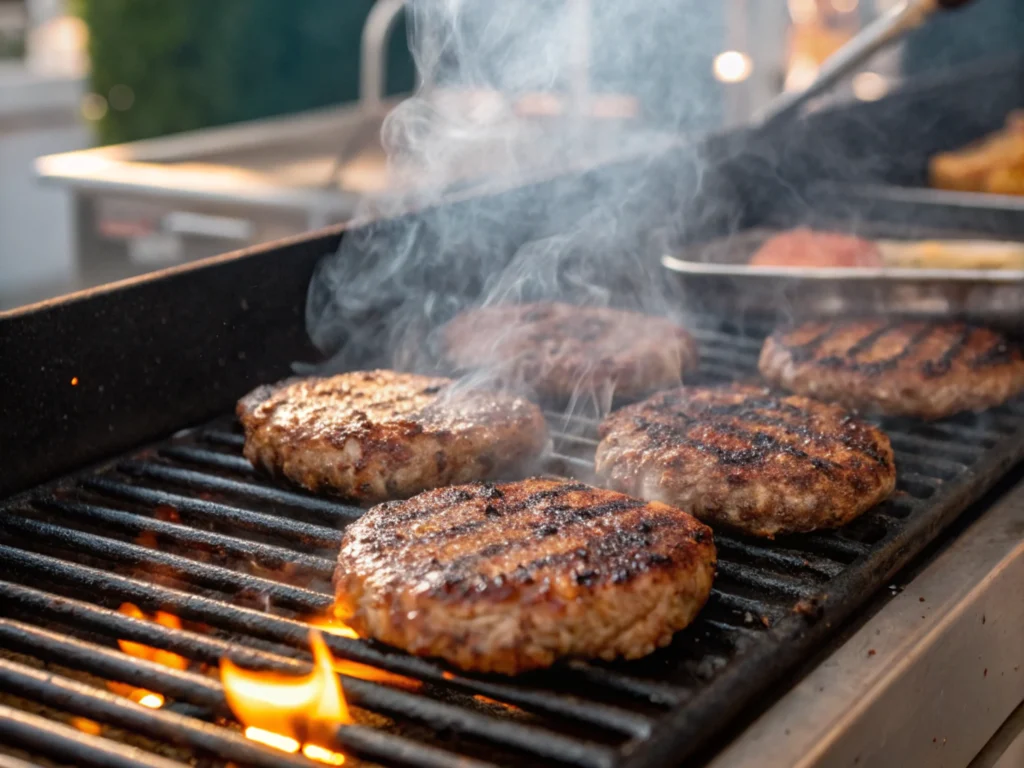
[759,0,975,129]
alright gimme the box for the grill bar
[31,498,336,577]
[118,462,362,523]
[0,515,330,612]
[0,586,624,768]
[0,618,228,714]
[158,445,257,474]
[81,477,342,548]
[0,703,186,768]
[0,578,656,739]
[0,652,526,768]
[0,658,317,768]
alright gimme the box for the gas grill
[4,84,1024,763]
[2,258,1023,767]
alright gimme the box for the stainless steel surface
[711,474,1024,768]
[662,228,1024,328]
[760,0,943,127]
[971,700,1024,768]
[361,0,414,114]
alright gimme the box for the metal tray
[661,226,1024,329]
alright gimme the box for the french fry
[876,239,1024,270]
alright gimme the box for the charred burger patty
[334,478,716,674]
[440,302,699,403]
[237,370,547,503]
[759,318,1024,419]
[594,385,895,537]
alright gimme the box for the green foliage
[79,0,414,145]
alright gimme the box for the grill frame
[2,319,1023,768]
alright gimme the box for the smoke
[305,0,728,394]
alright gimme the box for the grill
[2,318,1022,768]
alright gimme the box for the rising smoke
[305,0,729,393]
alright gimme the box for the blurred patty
[440,302,698,403]
[759,318,1024,419]
[595,385,895,537]
[238,370,547,503]
[334,478,715,674]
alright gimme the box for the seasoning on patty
[333,478,715,674]
[595,385,896,538]
[238,370,547,503]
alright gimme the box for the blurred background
[0,0,1019,311]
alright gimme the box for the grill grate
[2,324,1024,767]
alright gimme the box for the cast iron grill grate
[1,322,1023,768]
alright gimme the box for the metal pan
[661,226,1024,329]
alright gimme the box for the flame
[117,603,189,670]
[472,694,522,712]
[70,716,102,735]
[221,629,348,762]
[110,603,190,708]
[307,614,421,691]
[302,744,347,765]
[310,615,360,640]
[245,727,300,753]
[135,692,166,709]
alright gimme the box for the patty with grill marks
[594,385,895,537]
[237,370,547,504]
[440,303,699,404]
[333,478,715,674]
[759,318,1024,419]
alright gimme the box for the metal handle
[759,0,975,129]
[360,0,410,114]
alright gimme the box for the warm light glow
[852,72,889,102]
[309,613,421,690]
[303,744,347,765]
[788,0,819,24]
[135,693,165,709]
[245,727,300,753]
[117,604,189,671]
[221,630,350,750]
[70,717,102,736]
[310,616,360,640]
[713,51,753,84]
[70,376,79,386]
[80,93,108,122]
[473,694,523,713]
[111,604,187,707]
[785,56,819,92]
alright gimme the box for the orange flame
[70,716,102,735]
[307,615,421,692]
[117,603,189,670]
[110,603,189,707]
[220,629,348,762]
[473,694,521,710]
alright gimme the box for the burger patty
[759,318,1024,419]
[440,302,699,404]
[594,385,895,537]
[237,370,547,503]
[334,478,715,674]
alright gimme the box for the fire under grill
[1,320,1023,768]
